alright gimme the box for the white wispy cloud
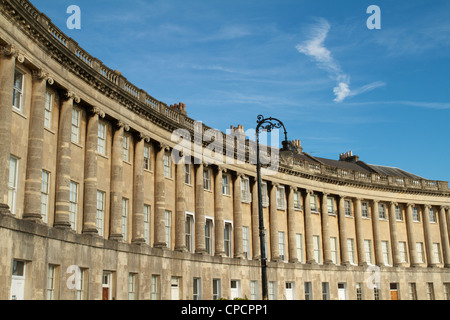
[295,18,385,102]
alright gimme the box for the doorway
[338,283,347,300]
[390,283,399,300]
[171,277,180,300]
[10,260,26,300]
[102,272,112,300]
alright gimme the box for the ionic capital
[216,165,227,173]
[117,120,130,132]
[138,132,151,143]
[159,142,171,152]
[406,203,415,208]
[236,172,245,179]
[0,44,25,63]
[0,44,17,57]
[32,68,48,80]
[390,201,398,207]
[92,107,106,119]
[65,91,81,103]
[305,189,314,195]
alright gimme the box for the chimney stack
[169,102,187,115]
[291,140,303,153]
[339,151,360,163]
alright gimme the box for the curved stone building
[1,0,449,301]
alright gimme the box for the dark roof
[312,156,373,174]
[296,153,427,180]
[366,165,424,180]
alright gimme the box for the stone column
[354,198,367,266]
[109,121,128,241]
[132,133,149,244]
[406,203,419,267]
[447,207,450,247]
[371,200,383,266]
[321,193,333,265]
[82,107,104,235]
[214,166,226,257]
[388,202,401,266]
[54,91,80,229]
[195,162,206,254]
[0,45,18,212]
[174,153,186,251]
[439,206,450,268]
[23,70,49,222]
[251,178,261,259]
[423,205,437,267]
[233,173,244,259]
[154,143,169,248]
[287,187,298,263]
[304,189,315,264]
[338,195,350,265]
[269,182,280,261]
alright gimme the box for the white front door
[171,277,180,300]
[10,260,26,300]
[338,283,347,300]
[230,280,240,299]
[285,282,295,300]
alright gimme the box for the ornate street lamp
[256,115,289,300]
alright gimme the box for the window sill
[97,153,109,160]
[12,108,27,119]
[44,127,56,135]
[71,141,83,149]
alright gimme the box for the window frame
[144,204,150,244]
[222,174,230,196]
[8,156,19,215]
[164,154,172,178]
[71,107,81,144]
[97,121,107,156]
[224,222,233,257]
[69,181,79,231]
[13,69,24,112]
[205,218,214,255]
[165,210,172,248]
[276,185,286,210]
[143,144,151,171]
[310,194,318,212]
[185,213,194,253]
[203,168,212,191]
[278,231,286,262]
[96,190,106,236]
[122,134,130,162]
[241,176,251,203]
[41,170,51,223]
[122,198,129,241]
[44,90,53,129]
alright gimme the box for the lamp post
[256,115,289,300]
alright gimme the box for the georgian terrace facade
[1,0,450,301]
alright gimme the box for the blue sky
[32,1,450,182]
